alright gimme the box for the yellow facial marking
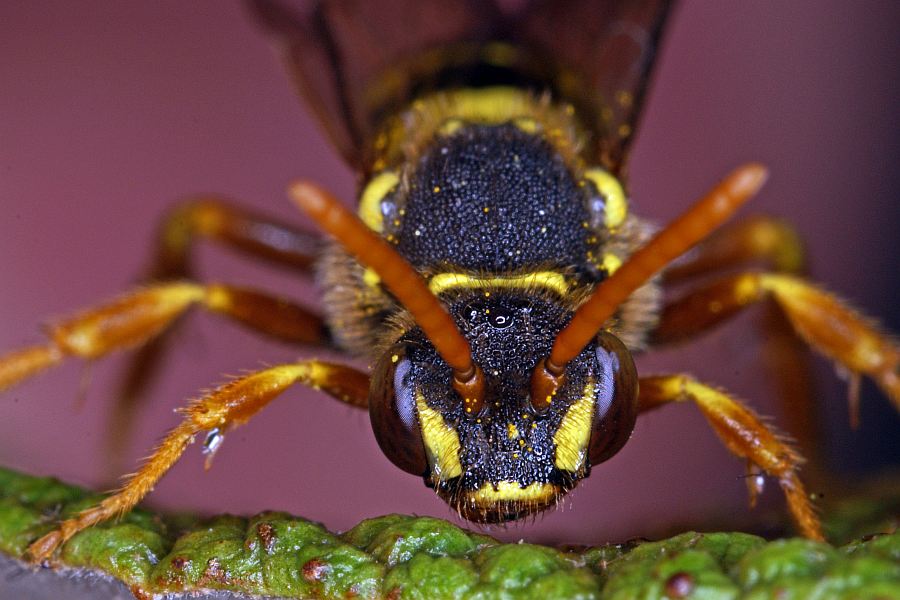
[507,423,519,440]
[583,168,628,230]
[468,481,557,504]
[416,394,462,480]
[553,379,596,472]
[359,170,400,232]
[428,272,570,296]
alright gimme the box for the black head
[369,288,637,522]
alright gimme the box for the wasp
[1,0,897,563]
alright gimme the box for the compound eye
[368,347,427,476]
[587,331,638,466]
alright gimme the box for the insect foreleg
[25,360,369,563]
[637,374,823,541]
[0,282,328,392]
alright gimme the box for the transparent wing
[248,0,675,173]
[247,0,501,168]
[515,0,675,175]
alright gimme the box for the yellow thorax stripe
[428,272,570,296]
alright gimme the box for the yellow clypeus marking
[416,394,463,480]
[358,170,400,232]
[468,481,558,503]
[428,272,570,296]
[553,379,595,472]
[584,168,628,230]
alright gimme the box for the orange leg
[147,197,323,280]
[660,215,824,467]
[0,282,328,393]
[664,214,805,282]
[651,271,899,411]
[26,360,370,563]
[638,374,822,540]
[118,198,325,427]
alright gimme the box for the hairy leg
[652,272,899,409]
[26,360,369,563]
[638,374,822,540]
[117,198,326,441]
[0,282,328,392]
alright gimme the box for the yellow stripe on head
[358,170,400,232]
[469,481,558,504]
[428,272,570,296]
[416,394,462,480]
[553,378,595,472]
[583,168,628,230]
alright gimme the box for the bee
[1,0,897,562]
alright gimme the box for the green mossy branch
[0,467,897,599]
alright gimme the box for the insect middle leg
[657,215,821,460]
[638,374,822,540]
[25,360,369,563]
[0,281,329,392]
[656,215,899,436]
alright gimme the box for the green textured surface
[0,467,898,599]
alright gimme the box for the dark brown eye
[368,346,427,476]
[588,331,638,466]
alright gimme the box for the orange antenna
[532,164,768,408]
[289,181,484,413]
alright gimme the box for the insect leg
[25,360,369,563]
[650,272,899,413]
[659,215,820,463]
[146,197,322,280]
[663,215,805,282]
[0,282,327,392]
[117,197,326,429]
[638,374,822,540]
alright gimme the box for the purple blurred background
[0,1,897,545]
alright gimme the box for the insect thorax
[317,88,661,358]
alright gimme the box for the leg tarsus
[26,360,369,562]
[638,374,824,540]
[0,344,62,392]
